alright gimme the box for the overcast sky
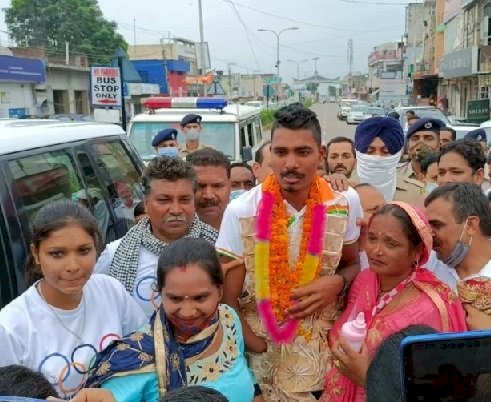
[0,0,415,82]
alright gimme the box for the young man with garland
[216,103,362,402]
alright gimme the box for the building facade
[131,59,190,96]
[368,42,407,105]
[0,47,91,117]
[401,0,491,119]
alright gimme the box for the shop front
[440,46,479,117]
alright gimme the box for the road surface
[262,102,357,144]
[311,102,357,144]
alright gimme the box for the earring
[412,258,420,268]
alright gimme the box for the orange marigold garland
[255,174,326,344]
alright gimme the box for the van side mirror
[241,146,253,162]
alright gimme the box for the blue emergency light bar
[143,97,228,110]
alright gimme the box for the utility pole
[133,18,137,47]
[198,0,206,96]
[227,63,236,98]
[347,38,354,96]
[258,27,299,101]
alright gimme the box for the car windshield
[351,105,368,112]
[129,121,236,161]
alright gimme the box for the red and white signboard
[90,67,122,107]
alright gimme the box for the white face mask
[356,150,402,202]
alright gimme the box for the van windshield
[129,122,236,161]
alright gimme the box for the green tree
[5,0,127,63]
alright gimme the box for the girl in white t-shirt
[0,199,147,399]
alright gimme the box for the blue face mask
[158,147,179,158]
[443,219,472,268]
[229,189,247,202]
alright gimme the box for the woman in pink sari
[321,201,467,402]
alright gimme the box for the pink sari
[321,202,468,402]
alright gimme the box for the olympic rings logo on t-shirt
[37,333,120,398]
[136,275,161,309]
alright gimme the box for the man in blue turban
[355,116,404,155]
[354,117,404,201]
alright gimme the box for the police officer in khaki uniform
[178,113,209,159]
[396,117,444,203]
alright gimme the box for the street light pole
[313,57,320,75]
[287,59,309,80]
[258,27,299,100]
[198,0,206,96]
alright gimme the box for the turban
[355,116,404,155]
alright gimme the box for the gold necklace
[37,280,86,343]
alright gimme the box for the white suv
[0,120,144,307]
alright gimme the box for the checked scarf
[108,215,218,293]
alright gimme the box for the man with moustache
[396,117,444,202]
[217,103,362,401]
[187,148,232,230]
[94,156,218,316]
[326,137,356,178]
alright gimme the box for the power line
[222,0,262,69]
[216,0,402,33]
[117,21,173,38]
[337,0,416,4]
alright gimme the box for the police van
[127,97,264,163]
[0,120,144,307]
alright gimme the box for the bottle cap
[352,312,367,333]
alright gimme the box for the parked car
[392,106,479,139]
[363,106,386,119]
[347,104,368,124]
[0,120,144,308]
[245,101,265,110]
[337,98,358,120]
